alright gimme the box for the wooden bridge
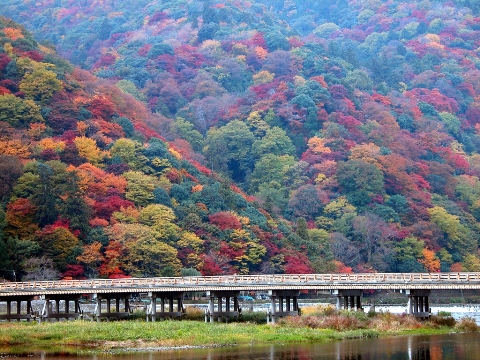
[1,273,479,323]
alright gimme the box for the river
[2,333,480,360]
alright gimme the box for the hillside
[2,0,480,276]
[0,17,315,281]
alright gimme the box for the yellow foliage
[168,147,182,160]
[348,143,381,164]
[314,173,327,183]
[425,33,440,43]
[186,253,204,269]
[74,136,108,165]
[230,229,251,242]
[294,76,306,87]
[201,39,221,49]
[177,231,204,252]
[3,43,14,56]
[238,216,250,226]
[38,137,66,152]
[253,70,275,85]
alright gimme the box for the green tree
[0,94,43,127]
[252,126,296,159]
[428,206,476,256]
[170,117,204,152]
[336,159,385,206]
[204,120,255,182]
[123,171,157,206]
[19,67,62,104]
[394,236,424,272]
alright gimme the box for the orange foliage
[254,46,268,59]
[333,260,353,273]
[307,136,332,154]
[3,27,24,40]
[89,217,109,227]
[0,138,30,159]
[419,248,441,272]
[192,184,203,193]
[0,86,11,95]
[450,262,463,272]
[310,76,328,88]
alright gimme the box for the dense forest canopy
[2,0,480,279]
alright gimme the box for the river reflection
[2,333,480,360]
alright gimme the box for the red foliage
[7,198,36,217]
[99,240,127,278]
[190,160,212,176]
[138,44,151,57]
[282,250,313,274]
[24,50,44,62]
[199,254,224,276]
[61,264,85,279]
[165,169,182,184]
[0,86,11,95]
[209,212,242,230]
[133,121,164,140]
[371,93,391,105]
[250,32,267,48]
[88,95,116,119]
[334,260,353,273]
[92,54,116,69]
[38,148,60,161]
[148,11,168,25]
[288,37,304,48]
[0,54,12,71]
[93,196,135,220]
[405,88,459,113]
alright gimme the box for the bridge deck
[1,273,480,296]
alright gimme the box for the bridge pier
[333,290,363,311]
[205,291,240,323]
[0,295,35,322]
[267,290,300,324]
[40,294,83,322]
[406,290,430,318]
[147,291,185,321]
[94,293,131,322]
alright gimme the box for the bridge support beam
[267,290,300,324]
[406,289,430,318]
[147,291,185,321]
[333,290,363,311]
[205,291,240,323]
[40,294,83,322]
[0,295,35,322]
[94,293,131,322]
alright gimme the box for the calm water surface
[2,333,480,360]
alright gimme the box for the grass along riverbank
[0,306,477,354]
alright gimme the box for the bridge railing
[1,272,480,292]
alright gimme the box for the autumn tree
[0,94,43,127]
[19,66,63,103]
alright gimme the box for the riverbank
[0,308,476,355]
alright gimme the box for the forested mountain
[2,0,480,278]
[0,17,312,281]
